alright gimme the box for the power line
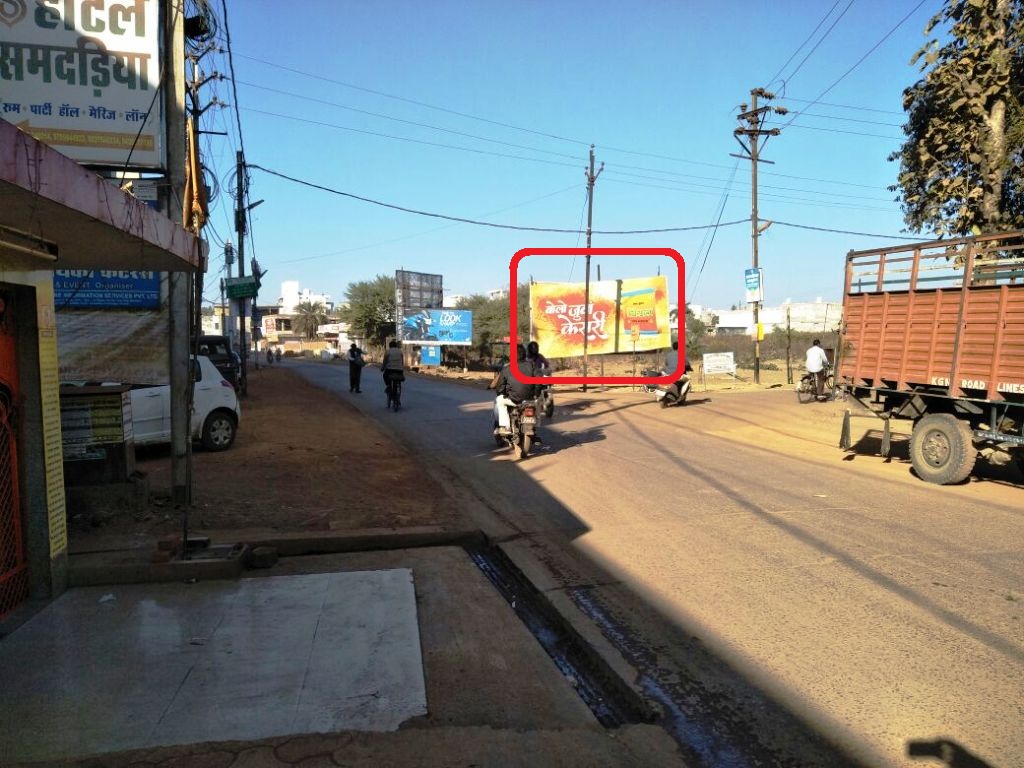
[765,0,844,88]
[782,0,931,131]
[230,51,891,194]
[247,164,749,234]
[766,121,902,140]
[775,1,855,89]
[784,110,903,128]
[780,96,903,115]
[772,220,920,240]
[243,107,584,170]
[218,0,246,160]
[236,80,586,162]
[234,52,589,147]
[278,184,583,265]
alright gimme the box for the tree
[889,0,1024,237]
[337,275,396,349]
[453,283,530,361]
[292,301,328,341]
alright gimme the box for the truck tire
[910,414,976,485]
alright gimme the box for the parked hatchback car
[130,356,241,451]
[197,334,241,389]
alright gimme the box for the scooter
[641,366,693,408]
[494,397,541,459]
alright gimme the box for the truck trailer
[838,231,1024,484]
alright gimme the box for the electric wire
[248,164,749,234]
[781,0,930,131]
[234,52,590,147]
[765,0,844,88]
[243,107,584,170]
[775,0,856,90]
[278,184,584,265]
[232,52,892,194]
[236,80,586,162]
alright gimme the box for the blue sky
[197,0,942,311]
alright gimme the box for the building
[279,280,333,314]
[705,299,842,336]
[1,120,202,619]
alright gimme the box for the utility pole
[581,144,603,392]
[235,150,248,395]
[732,88,786,385]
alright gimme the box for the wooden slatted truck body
[838,231,1024,484]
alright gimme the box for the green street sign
[224,276,258,299]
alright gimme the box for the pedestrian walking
[347,342,365,393]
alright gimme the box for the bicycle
[796,365,835,404]
[385,374,402,411]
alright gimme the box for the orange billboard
[530,276,671,357]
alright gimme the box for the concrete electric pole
[581,145,603,392]
[732,88,786,385]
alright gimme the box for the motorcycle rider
[663,340,693,405]
[526,340,554,418]
[488,344,539,434]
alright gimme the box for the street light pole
[581,145,603,392]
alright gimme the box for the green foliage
[337,275,396,349]
[684,304,708,358]
[890,0,1024,237]
[455,283,530,359]
[292,301,328,341]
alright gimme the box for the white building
[279,280,334,314]
[706,299,842,335]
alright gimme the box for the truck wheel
[910,414,976,484]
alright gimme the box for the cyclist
[381,340,405,403]
[805,339,831,402]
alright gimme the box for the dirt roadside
[68,363,465,551]
[69,358,795,550]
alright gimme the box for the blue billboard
[400,309,473,346]
[54,270,162,309]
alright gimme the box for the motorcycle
[494,396,541,460]
[641,364,693,408]
[537,368,555,419]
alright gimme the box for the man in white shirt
[805,339,831,401]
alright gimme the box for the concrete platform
[1,547,685,767]
[1,570,427,763]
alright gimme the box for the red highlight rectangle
[510,248,685,385]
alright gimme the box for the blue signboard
[400,309,473,346]
[54,270,161,309]
[420,346,442,366]
[744,268,763,304]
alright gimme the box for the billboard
[399,308,472,346]
[54,269,161,309]
[530,275,671,357]
[0,0,165,169]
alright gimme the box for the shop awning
[0,119,204,273]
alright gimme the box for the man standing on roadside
[347,342,365,393]
[805,339,831,402]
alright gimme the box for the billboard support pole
[582,145,603,392]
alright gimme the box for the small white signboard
[703,352,736,375]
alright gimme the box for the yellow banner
[530,276,671,357]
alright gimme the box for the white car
[130,356,241,451]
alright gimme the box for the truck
[837,230,1024,485]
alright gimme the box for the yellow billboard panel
[530,276,671,357]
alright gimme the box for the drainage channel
[465,541,653,729]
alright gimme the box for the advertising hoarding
[54,269,161,309]
[529,275,671,357]
[0,0,165,169]
[399,308,472,346]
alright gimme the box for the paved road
[294,360,1023,768]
